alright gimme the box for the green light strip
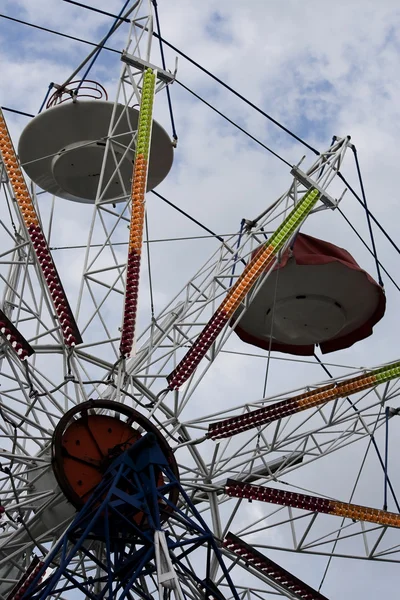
[136,69,156,157]
[269,188,320,251]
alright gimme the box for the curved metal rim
[51,399,180,512]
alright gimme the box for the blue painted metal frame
[22,433,240,600]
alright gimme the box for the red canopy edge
[232,233,386,356]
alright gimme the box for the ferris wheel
[1,2,400,599]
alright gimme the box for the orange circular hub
[52,400,179,526]
[60,414,141,503]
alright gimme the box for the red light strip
[224,532,329,600]
[6,556,44,600]
[225,480,400,528]
[167,188,320,390]
[207,360,400,439]
[0,110,82,347]
[0,308,34,361]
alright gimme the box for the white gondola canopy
[18,100,174,203]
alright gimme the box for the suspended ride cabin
[17,80,173,203]
[232,233,385,355]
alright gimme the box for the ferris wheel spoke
[206,361,400,440]
[0,110,82,350]
[167,188,322,391]
[217,490,400,564]
[223,533,329,600]
[120,68,156,359]
[177,388,386,490]
[225,480,400,530]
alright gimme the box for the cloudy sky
[1,1,400,598]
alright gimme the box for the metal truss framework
[20,433,302,600]
[0,2,398,599]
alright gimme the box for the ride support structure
[22,432,240,600]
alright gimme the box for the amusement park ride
[0,1,399,599]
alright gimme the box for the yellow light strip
[331,501,400,527]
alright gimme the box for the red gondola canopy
[232,233,386,355]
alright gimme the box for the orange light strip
[167,188,321,389]
[225,480,400,528]
[221,188,320,317]
[120,69,156,358]
[208,360,400,439]
[128,154,147,256]
[0,110,82,347]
